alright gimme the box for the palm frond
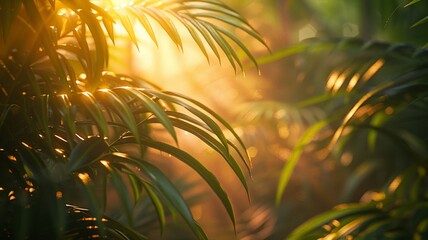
[1,0,259,238]
[0,72,249,239]
[256,36,428,237]
[106,0,268,72]
[288,165,428,239]
[261,39,428,204]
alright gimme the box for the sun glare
[107,0,135,8]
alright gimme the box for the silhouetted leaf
[107,153,208,240]
[68,137,109,171]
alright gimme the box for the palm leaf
[106,152,208,240]
[276,120,329,205]
[1,0,257,238]
[288,204,379,240]
[111,0,267,71]
[138,138,237,229]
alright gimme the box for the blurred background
[106,0,428,239]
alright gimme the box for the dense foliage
[0,0,265,239]
[238,0,428,239]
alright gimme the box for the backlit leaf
[68,137,110,171]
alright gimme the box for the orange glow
[78,173,91,184]
[110,0,135,8]
[323,224,332,231]
[346,73,360,92]
[86,226,99,229]
[112,152,128,158]
[362,59,385,82]
[340,152,353,166]
[55,148,65,154]
[326,71,339,90]
[388,176,402,192]
[278,125,290,139]
[81,91,91,97]
[79,73,87,79]
[56,191,63,199]
[21,142,31,149]
[332,220,340,227]
[332,72,346,93]
[98,88,110,93]
[54,135,68,143]
[247,146,258,158]
[100,160,112,170]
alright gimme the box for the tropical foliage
[275,38,428,239]
[235,0,428,239]
[0,0,265,239]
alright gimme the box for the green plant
[235,1,428,239]
[0,0,265,239]
[273,38,428,239]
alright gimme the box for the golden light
[55,148,65,155]
[81,91,92,97]
[340,152,353,166]
[21,142,32,149]
[246,146,258,158]
[56,191,63,199]
[332,72,346,93]
[8,190,15,201]
[98,88,110,93]
[100,160,112,171]
[112,152,128,158]
[110,0,135,8]
[362,59,385,82]
[361,191,385,203]
[388,176,402,192]
[86,226,99,230]
[324,233,337,240]
[78,173,91,184]
[323,224,332,231]
[278,125,290,139]
[326,71,339,90]
[79,73,87,80]
[346,73,360,92]
[54,134,68,143]
[332,220,340,227]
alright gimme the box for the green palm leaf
[106,152,208,240]
[110,0,267,71]
[1,0,257,238]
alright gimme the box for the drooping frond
[259,39,428,204]
[0,70,250,239]
[1,0,257,238]
[0,0,267,97]
[101,0,268,72]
